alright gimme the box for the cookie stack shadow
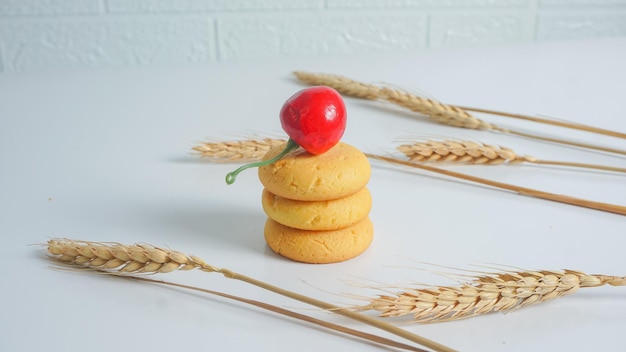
[258,142,373,264]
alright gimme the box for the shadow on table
[72,197,269,254]
[145,205,267,252]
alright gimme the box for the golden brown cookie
[258,142,370,201]
[261,187,372,231]
[264,217,374,264]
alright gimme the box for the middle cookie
[261,187,372,231]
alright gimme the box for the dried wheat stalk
[48,240,625,327]
[294,71,626,156]
[368,153,626,216]
[398,140,626,173]
[193,138,626,216]
[294,70,496,131]
[47,238,454,352]
[360,269,625,323]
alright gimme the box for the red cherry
[225,86,347,184]
[279,86,346,155]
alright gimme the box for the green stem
[225,138,300,185]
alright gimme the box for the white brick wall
[1,18,215,72]
[0,0,102,15]
[218,14,428,60]
[0,0,625,73]
[429,13,534,47]
[327,0,531,8]
[106,0,324,12]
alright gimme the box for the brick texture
[430,13,534,47]
[0,46,4,72]
[540,0,626,6]
[537,13,626,40]
[107,0,323,13]
[0,0,624,73]
[328,0,530,8]
[0,0,102,16]
[218,14,428,60]
[0,18,215,72]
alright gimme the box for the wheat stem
[47,239,455,352]
[531,159,626,173]
[97,275,427,352]
[504,129,626,156]
[360,269,625,323]
[366,153,626,216]
[458,106,626,140]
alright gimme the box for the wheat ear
[293,71,382,100]
[193,139,626,216]
[398,140,626,173]
[191,138,287,163]
[360,269,625,323]
[379,87,495,130]
[47,239,455,352]
[293,71,626,156]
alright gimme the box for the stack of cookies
[258,142,373,264]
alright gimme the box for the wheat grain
[398,140,535,165]
[379,87,495,130]
[362,269,625,323]
[192,138,285,162]
[398,140,626,173]
[293,71,382,100]
[193,138,285,161]
[48,239,220,273]
[47,238,455,352]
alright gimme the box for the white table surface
[1,38,625,352]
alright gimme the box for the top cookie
[258,142,370,201]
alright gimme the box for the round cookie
[264,217,374,264]
[262,187,372,231]
[258,142,370,201]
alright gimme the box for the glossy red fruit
[279,86,346,155]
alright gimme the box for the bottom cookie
[264,217,374,264]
